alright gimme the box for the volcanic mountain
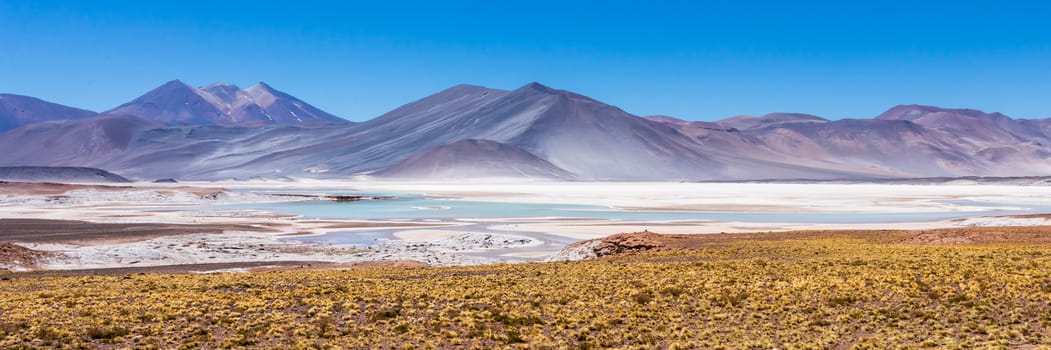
[0,94,98,132]
[104,80,348,126]
[362,82,720,179]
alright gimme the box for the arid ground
[3,228,1051,348]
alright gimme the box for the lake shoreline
[2,180,1050,271]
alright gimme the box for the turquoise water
[205,195,1047,224]
[193,193,1051,252]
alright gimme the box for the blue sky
[1,1,1050,121]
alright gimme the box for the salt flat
[2,180,1050,271]
[334,181,1051,213]
[339,181,1051,240]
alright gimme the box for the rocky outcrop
[549,231,666,261]
[0,243,56,271]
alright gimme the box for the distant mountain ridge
[0,166,130,183]
[105,80,348,126]
[716,113,828,130]
[0,81,1049,181]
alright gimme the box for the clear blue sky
[1,1,1050,121]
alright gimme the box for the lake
[206,194,1045,224]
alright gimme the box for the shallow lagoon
[208,194,1045,224]
[191,187,1051,259]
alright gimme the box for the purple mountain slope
[645,116,916,178]
[644,116,729,132]
[197,84,511,178]
[0,113,355,179]
[1016,118,1051,145]
[0,94,98,132]
[11,82,716,180]
[199,82,347,125]
[0,166,130,183]
[105,80,347,126]
[0,115,163,169]
[242,82,911,180]
[650,105,1051,177]
[874,105,1051,172]
[492,83,717,179]
[877,105,1030,144]
[375,139,575,180]
[104,80,229,125]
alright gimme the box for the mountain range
[0,80,1048,181]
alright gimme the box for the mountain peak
[155,79,194,91]
[248,82,276,93]
[446,83,492,91]
[104,80,346,126]
[202,82,241,90]
[162,79,190,87]
[519,82,557,93]
[508,82,602,104]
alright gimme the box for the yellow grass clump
[2,234,1051,349]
